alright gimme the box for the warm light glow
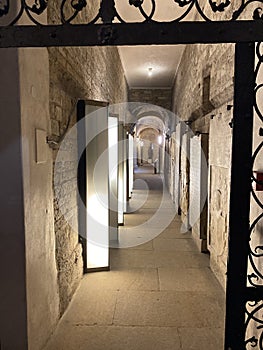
[84,103,109,270]
[108,117,118,210]
[87,243,108,269]
[129,134,134,198]
[123,150,127,213]
[118,169,124,225]
[148,67,153,77]
[158,135,163,145]
[88,194,108,225]
[108,116,119,241]
[87,194,109,269]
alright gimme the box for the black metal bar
[224,42,255,350]
[246,287,263,302]
[1,21,263,48]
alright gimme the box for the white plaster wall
[0,46,60,350]
[19,48,60,350]
[0,49,28,350]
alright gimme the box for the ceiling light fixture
[148,67,153,77]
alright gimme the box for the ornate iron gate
[1,1,263,349]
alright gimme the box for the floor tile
[113,291,224,328]
[81,268,159,291]
[158,267,224,293]
[179,327,224,350]
[158,228,192,239]
[62,289,117,325]
[45,325,182,350]
[153,251,210,268]
[153,238,197,251]
[110,249,155,268]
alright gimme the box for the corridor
[44,166,225,350]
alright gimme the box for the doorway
[1,2,262,349]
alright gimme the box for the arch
[124,102,179,135]
[136,116,166,137]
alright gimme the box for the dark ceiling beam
[0,21,263,48]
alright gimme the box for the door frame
[1,2,262,348]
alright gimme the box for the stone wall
[171,43,235,288]
[49,78,83,316]
[48,44,128,315]
[129,88,172,111]
[208,106,233,287]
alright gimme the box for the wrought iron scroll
[246,301,263,349]
[0,0,263,26]
[245,41,263,349]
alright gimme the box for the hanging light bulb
[148,67,153,77]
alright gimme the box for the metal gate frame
[1,1,263,349]
[225,42,255,350]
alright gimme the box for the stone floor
[44,166,225,350]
